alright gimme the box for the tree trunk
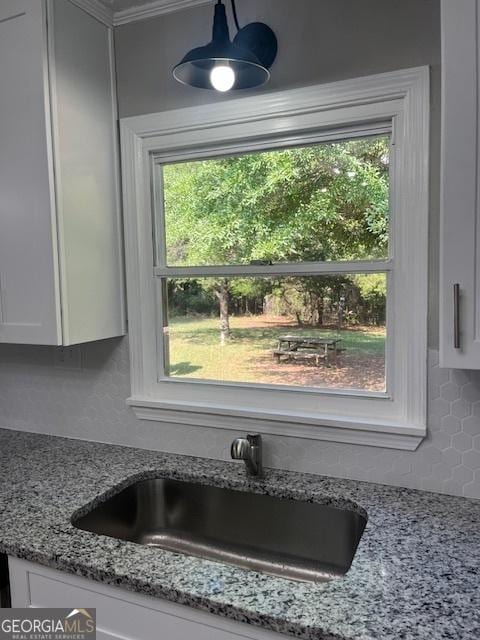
[317,297,324,326]
[309,292,316,326]
[215,280,230,345]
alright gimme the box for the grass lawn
[167,315,386,391]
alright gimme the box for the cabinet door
[441,0,480,368]
[0,0,61,345]
[48,0,126,345]
[9,558,281,640]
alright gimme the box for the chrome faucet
[231,434,263,477]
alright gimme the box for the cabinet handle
[453,283,460,349]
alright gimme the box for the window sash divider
[153,260,392,279]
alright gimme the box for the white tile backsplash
[0,339,479,499]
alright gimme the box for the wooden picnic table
[273,335,343,366]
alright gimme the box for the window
[159,135,390,393]
[121,68,429,449]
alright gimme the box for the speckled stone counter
[0,428,479,639]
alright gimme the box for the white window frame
[120,67,429,451]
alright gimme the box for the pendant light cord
[217,0,240,31]
[230,0,241,31]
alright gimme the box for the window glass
[163,274,387,392]
[162,136,390,267]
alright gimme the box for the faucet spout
[231,434,263,477]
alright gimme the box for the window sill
[127,397,426,451]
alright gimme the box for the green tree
[163,137,390,341]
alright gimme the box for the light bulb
[210,65,235,92]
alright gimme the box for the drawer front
[9,558,280,640]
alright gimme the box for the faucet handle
[231,437,249,460]
[247,434,262,446]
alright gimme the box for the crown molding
[69,0,114,26]
[69,0,213,27]
[113,0,212,26]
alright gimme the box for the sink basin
[73,478,366,583]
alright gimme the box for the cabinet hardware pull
[453,283,460,349]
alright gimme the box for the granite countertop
[0,428,479,639]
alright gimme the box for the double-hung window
[121,67,429,450]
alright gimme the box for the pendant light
[173,0,278,92]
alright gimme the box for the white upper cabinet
[440,0,480,368]
[0,0,125,346]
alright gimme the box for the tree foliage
[162,137,390,336]
[164,137,389,266]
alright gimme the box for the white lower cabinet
[8,558,282,640]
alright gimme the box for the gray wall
[115,0,441,346]
[115,0,440,115]
[5,0,478,499]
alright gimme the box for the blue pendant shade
[173,1,276,91]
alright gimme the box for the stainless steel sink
[72,478,366,583]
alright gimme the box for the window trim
[120,67,429,451]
